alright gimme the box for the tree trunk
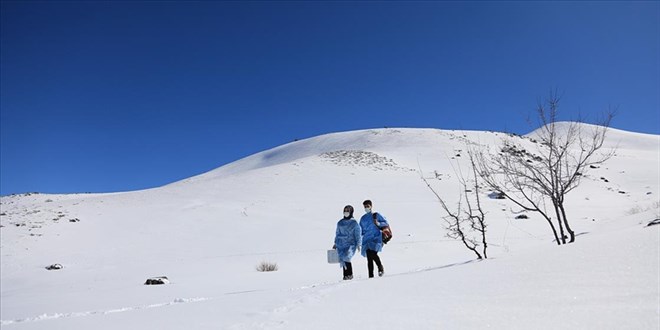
[552,203,567,244]
[544,215,561,245]
[559,203,575,243]
[481,229,488,259]
[459,230,482,259]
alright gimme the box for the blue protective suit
[334,218,361,267]
[359,211,389,257]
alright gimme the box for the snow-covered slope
[1,126,658,329]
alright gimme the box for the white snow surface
[1,126,659,329]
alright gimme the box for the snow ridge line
[0,297,211,326]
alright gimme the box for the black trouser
[366,249,383,278]
[342,262,353,278]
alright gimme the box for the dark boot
[343,262,353,280]
[368,250,384,277]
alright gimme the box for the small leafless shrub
[626,205,646,216]
[256,261,278,272]
[627,202,660,216]
[421,149,488,259]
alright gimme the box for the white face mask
[364,207,372,213]
[343,212,351,218]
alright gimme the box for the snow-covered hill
[1,126,658,329]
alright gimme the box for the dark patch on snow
[144,276,170,285]
[488,192,506,200]
[320,150,409,171]
[647,219,660,227]
[46,264,63,270]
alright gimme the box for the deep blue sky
[1,1,658,195]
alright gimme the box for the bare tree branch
[475,92,615,244]
[421,149,488,259]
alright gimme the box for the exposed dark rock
[46,264,63,270]
[489,192,506,200]
[144,276,170,285]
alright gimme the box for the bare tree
[476,92,615,244]
[422,150,488,259]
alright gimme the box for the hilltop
[1,126,658,329]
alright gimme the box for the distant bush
[626,205,646,215]
[627,202,660,216]
[256,261,278,272]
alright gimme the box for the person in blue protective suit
[359,199,388,278]
[333,205,362,280]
